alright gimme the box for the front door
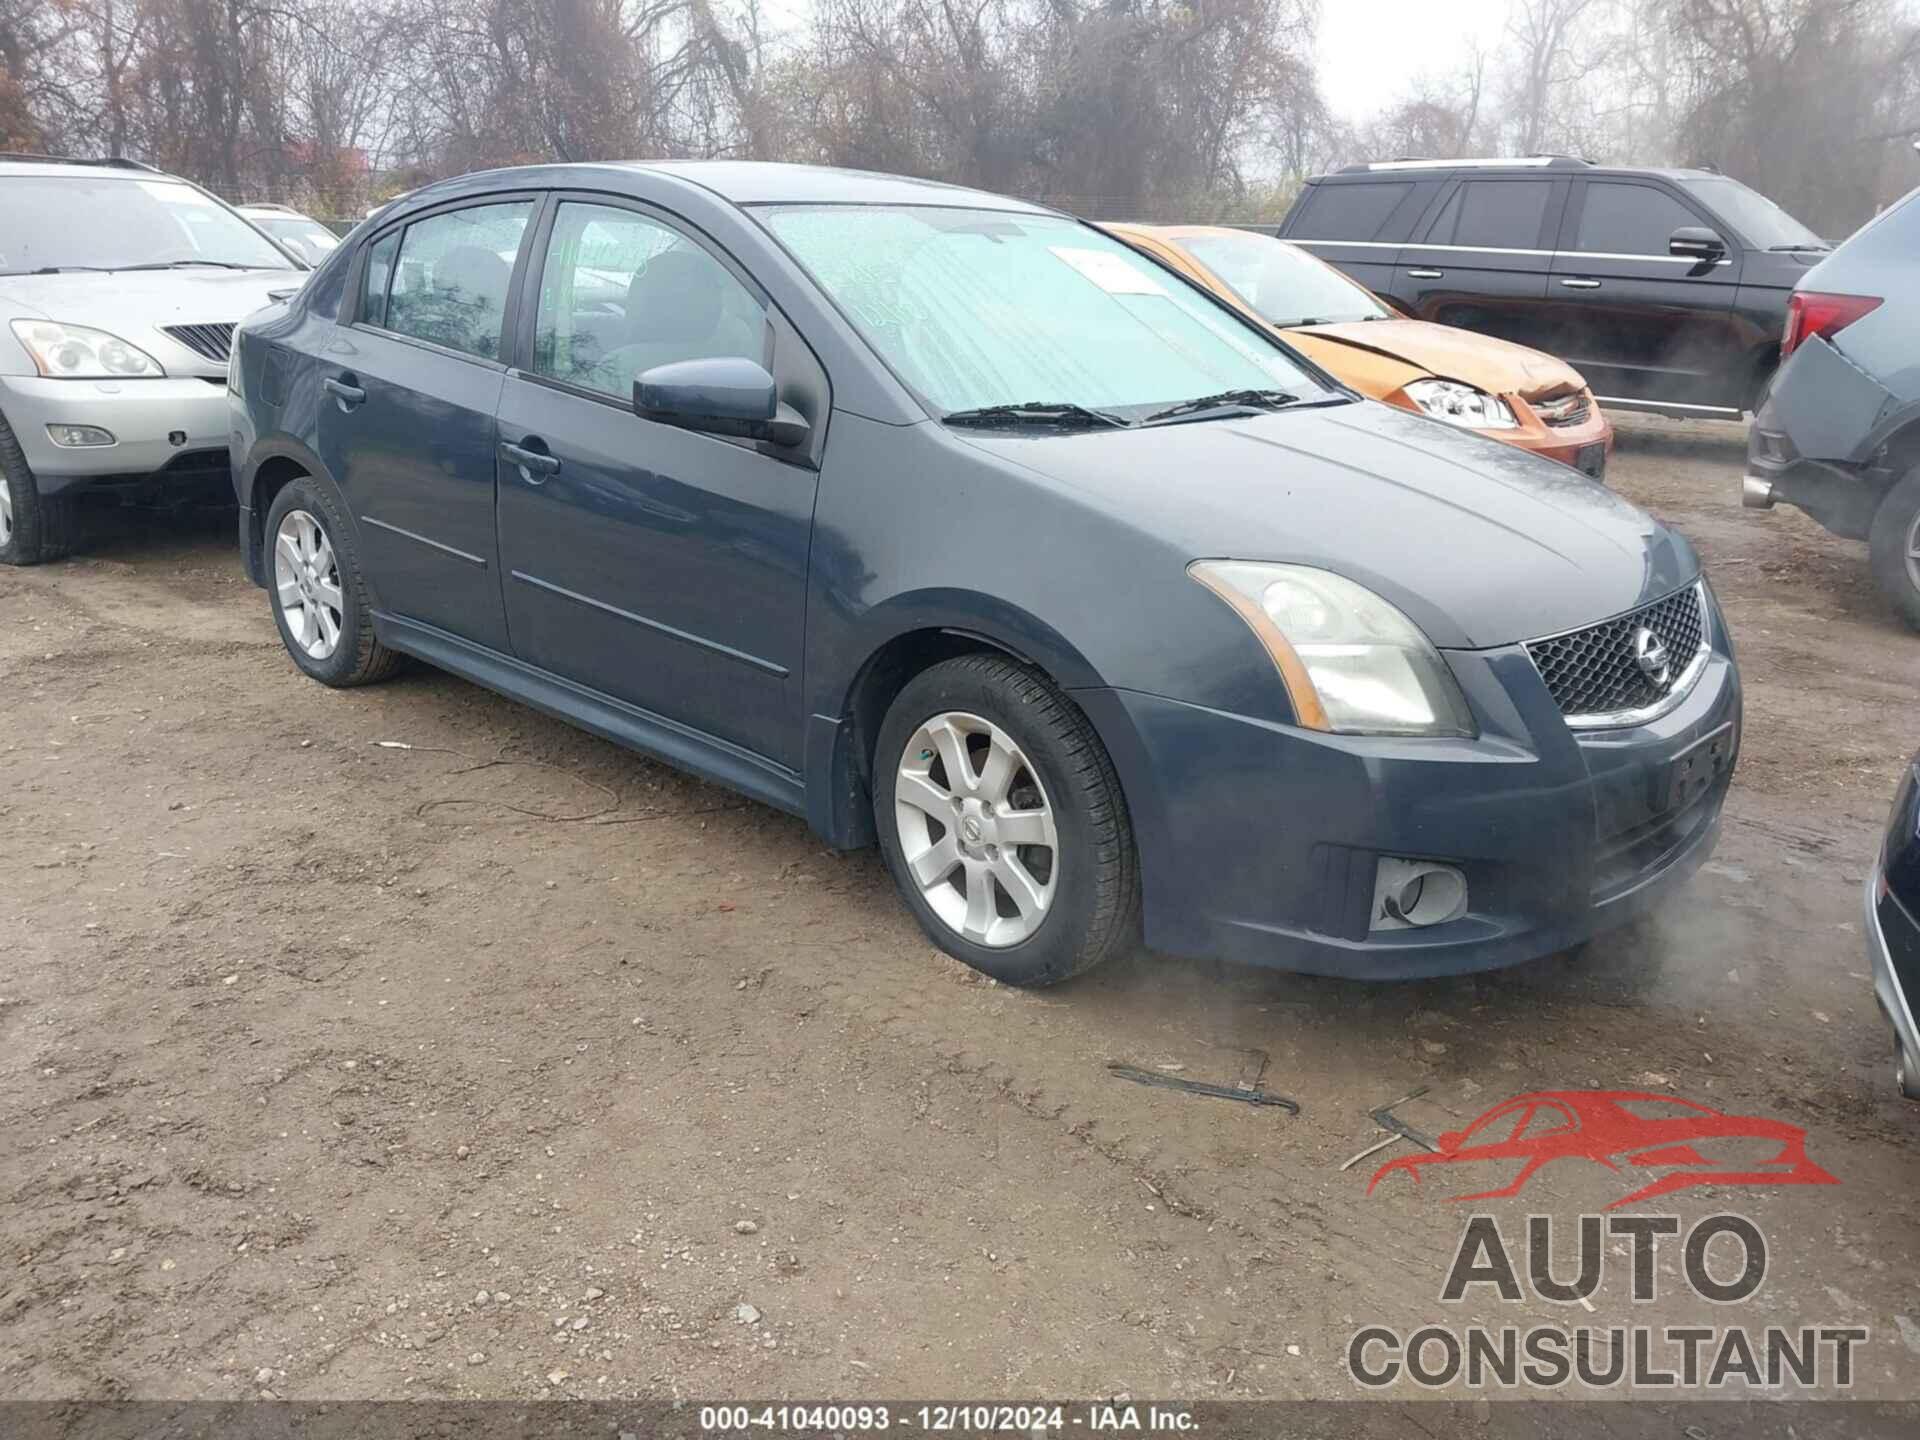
[494,198,818,769]
[1546,180,1745,411]
[315,198,536,650]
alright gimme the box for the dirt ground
[3,413,1919,1410]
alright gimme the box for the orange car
[1104,223,1613,477]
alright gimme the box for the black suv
[1275,157,1831,418]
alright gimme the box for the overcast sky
[1316,0,1509,123]
[750,0,1517,126]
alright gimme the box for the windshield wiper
[119,259,263,271]
[1768,243,1830,252]
[8,265,115,274]
[942,401,1132,431]
[1141,388,1300,426]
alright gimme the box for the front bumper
[1864,859,1920,1085]
[1079,630,1740,980]
[0,374,232,491]
[1506,393,1614,477]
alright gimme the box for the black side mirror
[633,356,811,449]
[1669,226,1726,260]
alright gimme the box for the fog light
[1370,858,1468,931]
[47,423,115,448]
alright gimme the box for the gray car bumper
[0,374,231,491]
[1864,855,1920,1091]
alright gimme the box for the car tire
[1867,468,1920,633]
[0,411,79,566]
[873,654,1139,987]
[263,476,405,687]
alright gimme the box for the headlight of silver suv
[1189,561,1475,737]
[1402,378,1516,430]
[9,320,166,379]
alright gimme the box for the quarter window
[531,202,767,402]
[1289,182,1412,241]
[1574,184,1705,256]
[377,201,533,360]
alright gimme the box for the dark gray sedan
[227,162,1741,987]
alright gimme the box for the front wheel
[0,412,78,566]
[1867,469,1920,632]
[874,655,1139,987]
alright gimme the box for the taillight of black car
[1781,291,1883,360]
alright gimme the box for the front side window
[1678,176,1825,251]
[762,205,1320,419]
[1574,183,1707,256]
[531,202,767,401]
[0,176,295,274]
[377,201,533,360]
[1431,181,1553,249]
[1178,230,1390,327]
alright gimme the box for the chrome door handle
[499,441,561,481]
[322,376,365,409]
[1407,268,1443,279]
[1560,278,1602,290]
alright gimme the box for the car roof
[406,160,1054,216]
[0,159,179,181]
[1314,161,1725,185]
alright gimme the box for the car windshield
[1177,229,1391,326]
[759,204,1325,422]
[1680,176,1826,251]
[257,217,341,260]
[0,175,296,274]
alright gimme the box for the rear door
[316,197,536,651]
[1397,175,1566,353]
[493,194,822,770]
[1547,179,1744,411]
[1281,178,1434,297]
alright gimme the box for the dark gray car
[229,161,1741,988]
[1744,182,1920,628]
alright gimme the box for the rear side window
[1574,183,1705,256]
[378,201,534,360]
[1427,181,1552,248]
[1288,182,1411,241]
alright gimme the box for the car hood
[1,269,297,369]
[1289,319,1588,399]
[954,399,1694,650]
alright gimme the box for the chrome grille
[1525,584,1707,723]
[162,322,235,364]
[1532,393,1591,428]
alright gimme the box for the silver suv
[0,154,304,564]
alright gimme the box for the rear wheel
[263,476,404,687]
[0,412,78,566]
[1867,468,1920,632]
[874,654,1138,987]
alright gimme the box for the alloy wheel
[0,479,13,547]
[1906,509,1920,594]
[274,509,344,660]
[895,711,1058,947]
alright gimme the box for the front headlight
[9,320,166,379]
[1189,561,1475,737]
[1403,378,1516,430]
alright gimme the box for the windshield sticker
[1047,246,1166,296]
